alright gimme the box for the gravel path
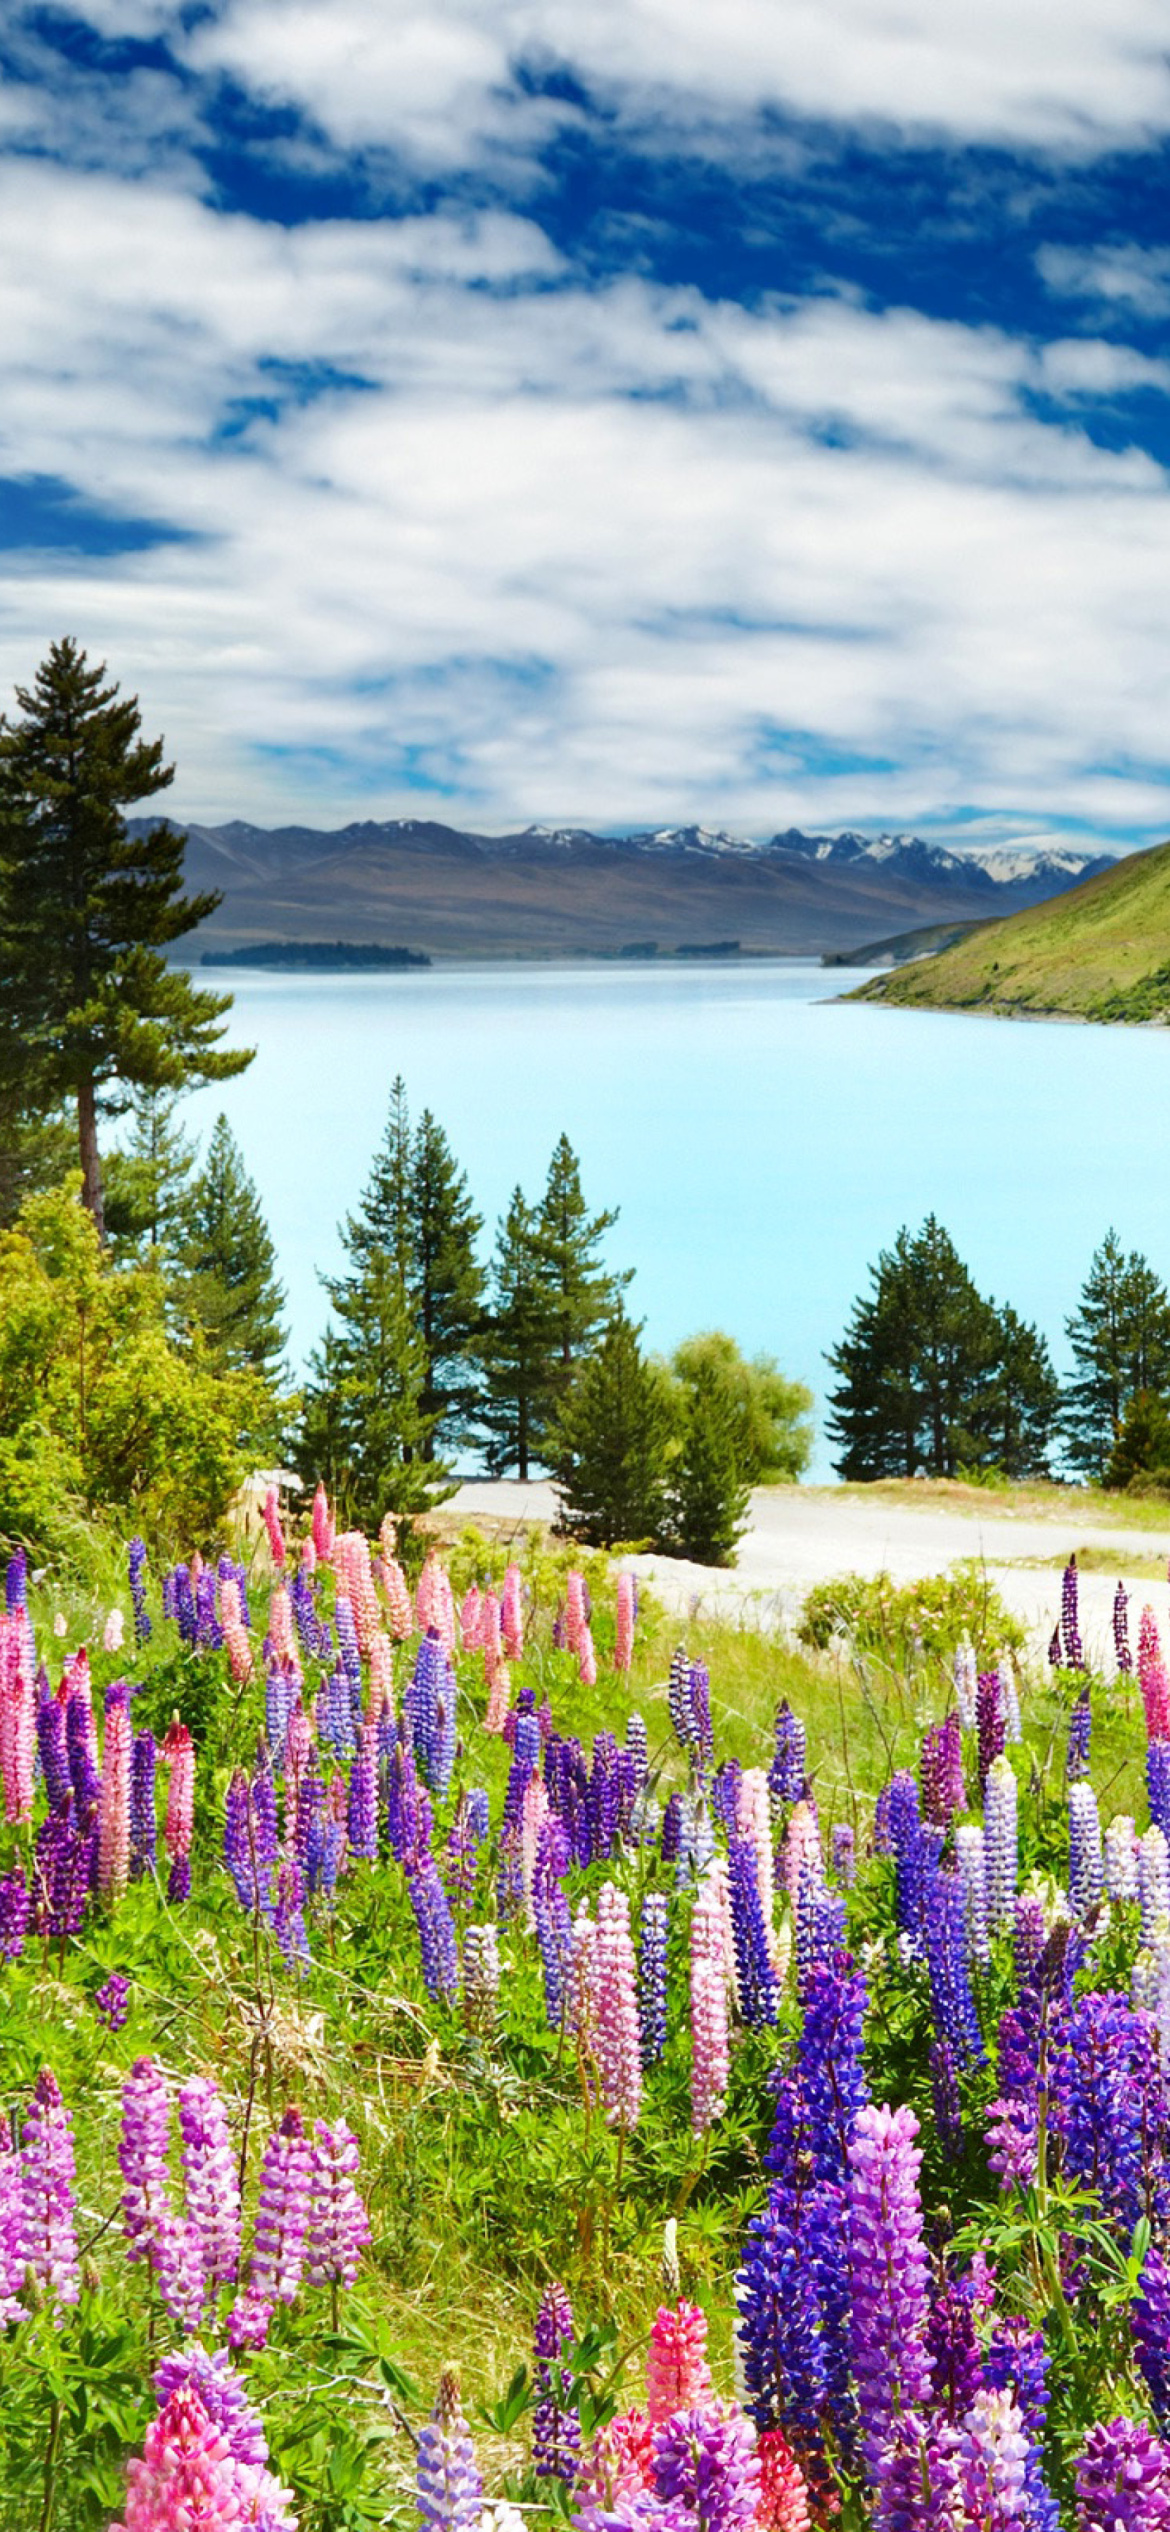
[448,1478,1170,1665]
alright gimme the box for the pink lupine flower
[416,1551,446,1633]
[20,2067,79,2307]
[565,1570,587,1653]
[735,1768,777,1961]
[582,2410,656,2506]
[0,1655,34,1826]
[569,1899,599,2051]
[501,1565,524,1659]
[263,1484,287,1568]
[689,1881,730,2137]
[307,2117,370,2291]
[0,2126,23,2325]
[645,2300,713,2424]
[269,1584,294,1663]
[521,1774,550,1919]
[98,1694,132,1901]
[336,1531,378,1652]
[103,1607,126,1653]
[614,1572,635,1673]
[484,1657,511,1735]
[460,1585,483,1650]
[111,2384,279,2532]
[779,1798,822,1906]
[436,1562,457,1656]
[381,1556,414,1638]
[163,1720,195,1864]
[154,2209,207,2332]
[369,1632,395,1722]
[312,1482,335,1561]
[756,2429,810,2532]
[1140,1610,1170,1742]
[229,2107,312,2349]
[179,2076,242,2288]
[578,1625,598,1690]
[300,1536,318,1576]
[595,1883,642,2132]
[481,1590,503,1669]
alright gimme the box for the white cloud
[1038,244,1170,319]
[1,160,1170,839]
[181,0,1170,159]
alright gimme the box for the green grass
[852,836,1170,1021]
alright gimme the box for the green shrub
[798,1557,1024,1670]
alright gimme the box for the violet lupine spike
[153,2343,270,2468]
[129,1730,157,1881]
[926,2274,980,2424]
[796,1954,870,2189]
[1134,2248,1170,2422]
[532,2283,580,2485]
[638,1891,669,2065]
[347,1734,379,1862]
[20,2067,80,2308]
[977,1671,1006,1791]
[416,2369,484,2532]
[769,1702,807,1808]
[36,1694,71,1810]
[307,2117,370,2290]
[653,2401,760,2532]
[0,2128,24,2324]
[5,1548,26,1610]
[924,1862,985,2068]
[847,2102,933,2482]
[179,2076,242,2289]
[1075,2421,1170,2532]
[985,1756,1018,1934]
[408,1855,461,2000]
[667,1646,699,1753]
[1114,1580,1133,1675]
[1067,1693,1092,1784]
[921,1712,965,1827]
[0,1865,29,1961]
[958,2389,1032,2532]
[119,2055,175,2264]
[1148,1744,1170,1845]
[128,1536,152,1643]
[1062,1556,1085,1671]
[95,1970,131,2031]
[229,2106,312,2349]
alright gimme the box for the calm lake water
[181,961,1170,1477]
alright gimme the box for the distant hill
[134,814,1114,960]
[853,838,1170,1020]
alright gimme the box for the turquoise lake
[182,960,1170,1476]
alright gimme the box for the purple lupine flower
[959,2388,1032,2532]
[5,1547,27,1610]
[1069,1781,1104,1919]
[129,1728,157,1881]
[417,2369,483,2532]
[728,1837,779,2027]
[1062,1557,1085,1671]
[1134,2249,1170,2422]
[95,1970,130,2031]
[229,2106,312,2348]
[884,1772,924,1940]
[927,2274,980,2423]
[307,2116,370,2290]
[445,1791,486,1905]
[831,1823,855,1887]
[589,1731,623,1860]
[1050,1989,1159,2233]
[319,1661,356,1760]
[921,1713,964,1826]
[348,1733,379,1862]
[653,2401,760,2532]
[20,2068,79,2307]
[1067,1693,1092,1784]
[153,2343,270,2468]
[0,2128,25,2324]
[167,1853,191,1903]
[503,1709,542,1836]
[712,1759,743,1836]
[224,1769,258,1909]
[1148,1745,1170,1845]
[690,1661,714,1767]
[796,1953,869,2188]
[875,2413,961,2532]
[977,1671,1006,1791]
[404,1631,443,1780]
[661,1793,684,1864]
[65,1688,100,1814]
[36,1695,71,1811]
[1015,1892,1046,1985]
[408,1855,460,1999]
[128,1537,151,1644]
[930,2038,964,2160]
[179,2075,241,2288]
[119,2055,174,2262]
[638,1891,669,2064]
[264,1663,295,1771]
[1076,2421,1170,2532]
[847,2102,932,2480]
[533,2283,580,2484]
[625,1712,649,1791]
[925,1862,985,2067]
[334,1594,363,1720]
[736,2181,830,2446]
[796,1866,846,1998]
[1115,1582,1133,1676]
[667,1646,698,1753]
[153,2208,207,2331]
[271,1857,311,1967]
[769,1702,807,1807]
[0,1867,29,1961]
[194,1566,222,1648]
[984,2318,1059,2532]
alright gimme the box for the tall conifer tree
[533,1134,630,1439]
[411,1106,485,1453]
[178,1115,286,1383]
[104,1086,196,1264]
[0,639,251,1233]
[479,1190,558,1480]
[551,1307,674,1545]
[1063,1231,1170,1475]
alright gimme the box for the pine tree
[1105,1391,1170,1492]
[104,1086,196,1264]
[983,1305,1060,1479]
[550,1307,674,1545]
[1063,1231,1170,1476]
[826,1217,1003,1479]
[177,1115,286,1382]
[667,1356,750,1564]
[299,1266,440,1531]
[479,1190,559,1479]
[534,1134,631,1436]
[0,639,251,1233]
[411,1107,485,1453]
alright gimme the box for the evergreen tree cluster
[827,1216,1170,1487]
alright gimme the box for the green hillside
[854,837,1170,1020]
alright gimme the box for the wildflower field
[1,1495,1168,2532]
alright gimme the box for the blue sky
[2,2,1170,845]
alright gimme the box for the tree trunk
[77,1077,105,1239]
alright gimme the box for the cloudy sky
[3,1,1170,844]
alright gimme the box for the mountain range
[145,815,1115,960]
